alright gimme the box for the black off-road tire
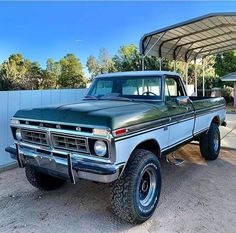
[110,149,161,224]
[199,123,221,160]
[25,165,66,191]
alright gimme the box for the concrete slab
[220,126,232,138]
[220,113,236,150]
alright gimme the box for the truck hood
[14,100,167,130]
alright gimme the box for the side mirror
[176,96,190,105]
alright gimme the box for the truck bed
[189,96,225,111]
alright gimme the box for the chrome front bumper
[5,145,123,183]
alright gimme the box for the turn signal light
[10,119,20,125]
[113,128,128,136]
[93,128,109,136]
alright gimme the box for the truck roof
[96,70,181,79]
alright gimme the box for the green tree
[99,48,116,73]
[86,44,173,78]
[58,54,86,88]
[214,51,236,87]
[0,53,88,91]
[174,56,216,90]
[44,58,61,88]
[0,63,11,90]
[86,49,116,79]
[86,55,100,78]
[214,51,236,77]
[196,57,216,89]
[113,44,141,71]
[26,62,44,89]
[0,54,30,90]
[113,44,171,72]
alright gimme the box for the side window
[165,77,184,100]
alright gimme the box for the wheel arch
[135,139,161,158]
[211,115,220,126]
[119,139,161,178]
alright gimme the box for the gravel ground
[0,144,236,233]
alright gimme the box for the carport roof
[140,13,236,62]
[221,72,236,81]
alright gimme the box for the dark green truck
[6,71,226,223]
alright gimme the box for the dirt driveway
[0,144,236,233]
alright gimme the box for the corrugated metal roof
[221,72,236,81]
[140,13,236,62]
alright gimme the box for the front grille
[21,130,48,146]
[19,120,93,133]
[51,133,89,154]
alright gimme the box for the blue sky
[0,1,236,75]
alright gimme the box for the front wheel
[110,149,161,224]
[199,123,221,160]
[25,165,66,191]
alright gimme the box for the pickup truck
[6,71,226,223]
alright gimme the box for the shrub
[222,87,234,103]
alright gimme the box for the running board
[166,152,185,166]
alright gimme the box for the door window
[165,77,185,100]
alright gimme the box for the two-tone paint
[6,71,226,183]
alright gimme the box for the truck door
[164,76,195,148]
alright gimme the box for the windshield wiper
[99,96,133,102]
[83,95,99,100]
[84,94,133,102]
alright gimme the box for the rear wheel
[110,149,161,224]
[25,165,66,191]
[199,123,221,160]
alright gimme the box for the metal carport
[140,12,236,96]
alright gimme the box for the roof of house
[221,72,236,81]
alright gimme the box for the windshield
[86,76,162,101]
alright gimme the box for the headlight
[94,140,107,157]
[15,129,22,141]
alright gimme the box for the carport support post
[185,62,188,95]
[141,55,145,71]
[159,58,162,71]
[173,60,177,71]
[202,59,205,97]
[194,59,197,96]
[141,32,166,72]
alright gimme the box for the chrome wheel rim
[214,132,219,152]
[138,166,157,207]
